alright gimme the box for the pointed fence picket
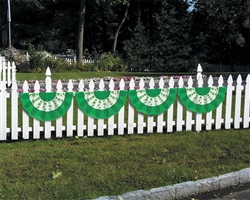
[205,76,213,130]
[243,75,250,128]
[0,58,250,141]
[234,75,243,129]
[167,77,175,133]
[225,75,234,129]
[186,77,194,131]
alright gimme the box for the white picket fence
[53,56,95,65]
[0,56,249,141]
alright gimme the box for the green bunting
[178,86,227,113]
[76,90,127,119]
[20,92,73,121]
[20,86,227,121]
[129,88,177,115]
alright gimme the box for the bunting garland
[19,85,227,120]
[128,88,177,115]
[76,90,127,119]
[178,86,226,113]
[20,92,74,121]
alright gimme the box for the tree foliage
[123,8,152,72]
[1,0,250,72]
[151,0,192,71]
[191,0,250,67]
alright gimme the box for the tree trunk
[112,0,130,52]
[77,0,86,63]
[101,13,108,52]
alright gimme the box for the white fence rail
[0,57,249,141]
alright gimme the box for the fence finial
[197,63,202,73]
[45,67,51,77]
[45,67,52,92]
[196,64,203,87]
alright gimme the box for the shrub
[44,57,71,72]
[85,52,128,72]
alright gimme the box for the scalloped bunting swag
[178,86,226,113]
[20,92,74,121]
[76,90,127,119]
[129,88,177,115]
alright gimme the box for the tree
[151,0,192,72]
[77,0,86,63]
[0,0,7,47]
[123,7,151,71]
[112,0,130,52]
[191,0,250,67]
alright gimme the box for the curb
[93,167,250,200]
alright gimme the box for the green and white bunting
[178,86,226,113]
[76,90,127,119]
[19,85,227,120]
[129,88,177,115]
[20,92,73,121]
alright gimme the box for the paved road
[182,183,250,200]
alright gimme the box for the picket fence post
[56,79,64,138]
[0,56,4,140]
[33,80,41,139]
[243,74,250,128]
[147,78,156,133]
[205,75,214,130]
[215,75,224,129]
[185,76,194,131]
[234,75,243,129]
[44,67,52,138]
[0,59,8,140]
[11,62,19,140]
[107,79,115,136]
[127,78,135,134]
[22,80,30,139]
[118,78,126,135]
[66,79,74,137]
[225,75,234,129]
[167,77,175,132]
[195,64,204,132]
[77,79,85,137]
[156,77,165,133]
[137,78,145,134]
[176,77,184,131]
[87,79,95,136]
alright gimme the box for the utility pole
[7,0,11,49]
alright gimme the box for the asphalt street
[182,183,250,200]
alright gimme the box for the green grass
[0,129,250,199]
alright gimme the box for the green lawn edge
[0,129,249,199]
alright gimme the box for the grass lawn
[0,129,250,199]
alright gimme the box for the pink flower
[134,85,140,90]
[28,88,35,93]
[40,88,46,92]
[17,88,24,93]
[113,77,120,81]
[124,86,130,90]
